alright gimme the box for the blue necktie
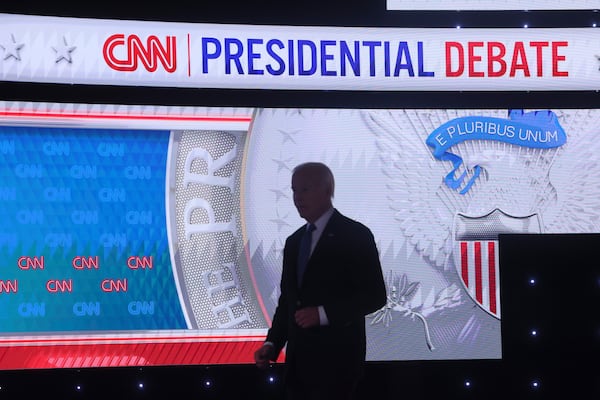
[297,223,316,285]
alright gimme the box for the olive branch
[367,270,463,352]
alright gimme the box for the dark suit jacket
[266,209,387,387]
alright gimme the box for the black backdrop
[499,233,600,399]
[0,2,599,399]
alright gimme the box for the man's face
[291,168,331,223]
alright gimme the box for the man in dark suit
[254,162,387,400]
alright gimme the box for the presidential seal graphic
[239,108,600,361]
[361,108,600,359]
[165,108,600,361]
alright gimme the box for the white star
[0,34,25,61]
[52,36,76,64]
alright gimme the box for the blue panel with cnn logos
[0,126,187,332]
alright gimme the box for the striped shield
[453,209,541,319]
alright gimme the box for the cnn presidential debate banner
[2,102,600,369]
[1,13,600,91]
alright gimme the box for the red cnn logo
[103,34,177,72]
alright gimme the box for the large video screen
[1,102,599,369]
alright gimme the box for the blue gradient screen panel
[0,126,187,332]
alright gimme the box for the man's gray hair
[292,162,335,198]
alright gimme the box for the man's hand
[254,344,275,369]
[294,306,320,328]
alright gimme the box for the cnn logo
[103,34,177,72]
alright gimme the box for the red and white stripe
[458,240,501,318]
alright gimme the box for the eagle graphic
[362,108,600,343]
